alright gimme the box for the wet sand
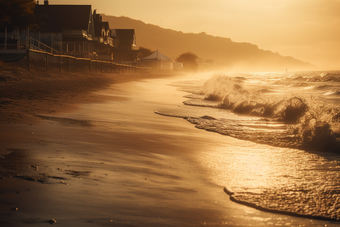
[1,67,339,226]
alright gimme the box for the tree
[0,0,37,30]
[205,59,214,65]
[137,47,153,59]
[176,52,198,71]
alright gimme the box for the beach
[1,67,340,226]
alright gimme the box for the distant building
[1,0,139,63]
[115,29,136,50]
[92,10,114,60]
[111,29,138,62]
[141,50,183,70]
[34,0,96,58]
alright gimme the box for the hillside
[102,15,315,71]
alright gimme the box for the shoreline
[1,67,339,226]
[0,67,231,226]
[0,66,177,156]
[0,66,177,126]
[224,188,340,222]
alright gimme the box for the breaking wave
[183,74,340,152]
[156,70,340,221]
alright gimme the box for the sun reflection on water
[198,137,340,194]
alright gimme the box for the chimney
[93,10,97,20]
[44,0,48,5]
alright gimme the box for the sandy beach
[1,66,339,227]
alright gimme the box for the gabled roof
[94,20,103,37]
[142,50,172,61]
[102,22,110,31]
[34,5,92,33]
[93,11,110,37]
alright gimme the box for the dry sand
[0,66,338,226]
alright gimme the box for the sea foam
[184,73,340,152]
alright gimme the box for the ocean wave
[284,71,340,83]
[186,116,300,148]
[156,71,340,221]
[204,75,309,122]
[184,74,340,152]
[204,75,249,101]
[295,103,340,151]
[224,186,340,221]
[323,90,340,96]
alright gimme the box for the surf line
[223,187,340,222]
[154,111,188,119]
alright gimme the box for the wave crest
[294,104,340,151]
[196,74,340,151]
[204,75,248,101]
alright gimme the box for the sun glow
[49,0,340,68]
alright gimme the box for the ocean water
[156,70,340,221]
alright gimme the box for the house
[141,50,180,70]
[1,1,139,63]
[34,0,118,60]
[34,0,96,58]
[34,2,136,62]
[111,29,138,62]
[92,10,115,60]
[93,11,112,44]
[115,29,136,50]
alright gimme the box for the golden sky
[50,0,340,69]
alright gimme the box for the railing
[29,37,60,55]
[0,43,27,50]
[94,37,103,43]
[63,29,92,40]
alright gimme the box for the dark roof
[114,29,136,49]
[34,5,92,32]
[115,29,135,39]
[94,20,102,37]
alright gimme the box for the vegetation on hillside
[137,47,153,59]
[176,52,198,71]
[102,15,315,71]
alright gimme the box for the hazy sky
[48,0,340,68]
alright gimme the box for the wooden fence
[7,49,146,74]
